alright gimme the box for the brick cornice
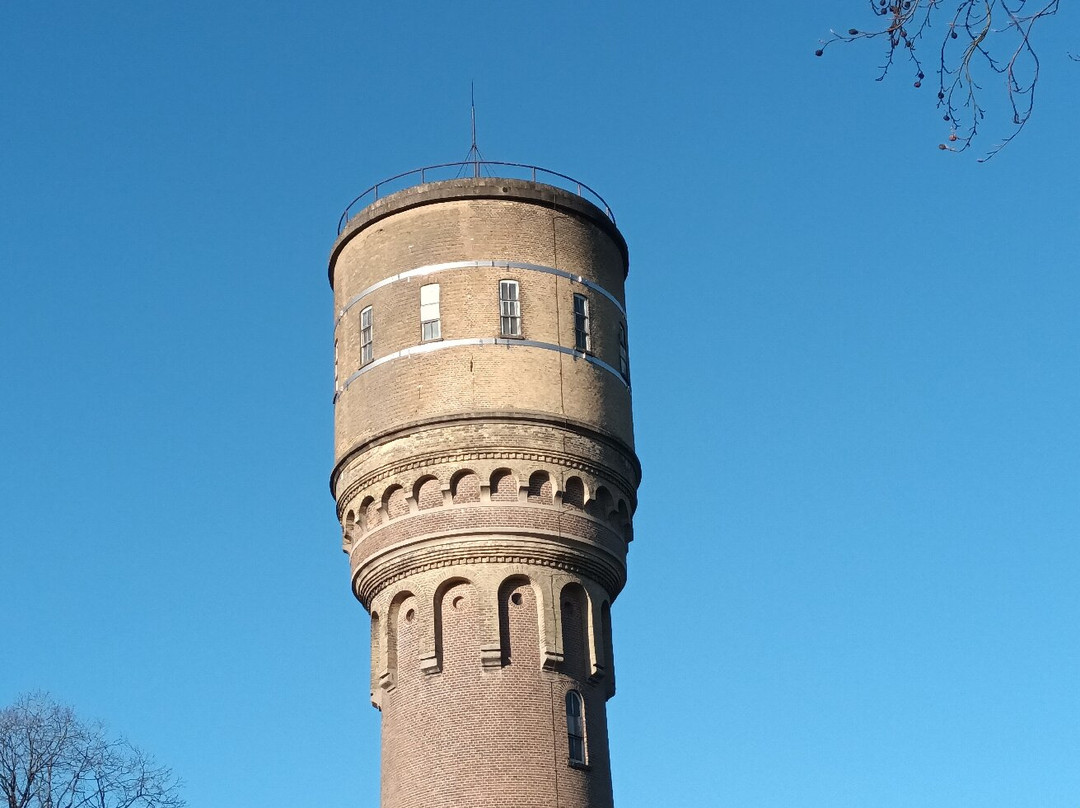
[330,410,641,497]
[351,530,627,607]
[335,447,637,519]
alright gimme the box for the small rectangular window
[618,321,629,382]
[420,283,441,341]
[500,280,521,337]
[360,306,373,365]
[573,294,590,352]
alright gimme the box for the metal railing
[337,161,615,234]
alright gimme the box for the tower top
[330,169,628,288]
[335,161,617,234]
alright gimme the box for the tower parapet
[330,168,637,808]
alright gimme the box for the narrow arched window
[573,294,590,352]
[499,280,521,337]
[565,690,586,765]
[360,306,374,365]
[420,283,441,341]
[617,321,629,382]
[333,338,340,390]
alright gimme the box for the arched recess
[414,475,442,510]
[559,582,591,680]
[434,577,479,674]
[489,468,518,502]
[343,510,357,547]
[587,485,614,521]
[497,575,540,668]
[526,470,554,504]
[562,476,586,510]
[601,601,615,695]
[617,500,633,543]
[450,469,480,504]
[359,496,377,531]
[386,591,418,688]
[383,484,408,520]
[369,610,381,705]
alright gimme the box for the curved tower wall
[329,177,638,808]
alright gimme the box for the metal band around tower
[334,337,631,401]
[334,260,627,330]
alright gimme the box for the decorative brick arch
[616,500,633,543]
[382,484,408,519]
[414,475,442,510]
[587,485,614,521]
[561,476,586,509]
[489,468,518,502]
[344,510,357,546]
[358,496,376,532]
[386,590,418,688]
[433,577,479,674]
[450,469,480,504]
[558,582,591,680]
[497,575,541,668]
[527,470,554,504]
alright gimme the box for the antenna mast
[463,82,484,177]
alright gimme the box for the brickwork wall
[372,565,614,808]
[329,180,634,808]
[330,187,634,459]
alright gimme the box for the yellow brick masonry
[329,178,637,808]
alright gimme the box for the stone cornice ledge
[351,530,628,607]
[331,410,641,495]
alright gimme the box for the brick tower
[329,165,638,808]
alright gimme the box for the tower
[329,166,638,808]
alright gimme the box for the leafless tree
[817,0,1065,159]
[0,694,185,808]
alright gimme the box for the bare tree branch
[0,696,183,808]
[817,0,1064,159]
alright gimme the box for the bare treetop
[0,694,185,808]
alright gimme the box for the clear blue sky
[2,2,1078,806]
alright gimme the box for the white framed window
[499,280,521,337]
[618,321,629,382]
[565,690,586,765]
[573,294,590,352]
[360,306,373,365]
[420,283,441,341]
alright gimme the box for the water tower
[329,162,638,808]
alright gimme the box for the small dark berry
[938,91,945,99]
[914,81,921,88]
[849,28,859,35]
[951,30,958,38]
[815,49,824,56]
[938,144,948,150]
[918,72,924,79]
